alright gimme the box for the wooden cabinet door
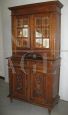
[13,68,26,100]
[32,14,50,49]
[30,72,46,105]
[12,15,31,55]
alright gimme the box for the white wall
[59,0,68,101]
[0,0,68,101]
[0,4,5,77]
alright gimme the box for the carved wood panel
[13,68,26,99]
[30,72,46,104]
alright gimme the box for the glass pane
[23,39,30,48]
[22,28,28,37]
[16,39,22,47]
[42,17,49,27]
[23,18,28,27]
[43,38,49,48]
[35,17,42,27]
[16,17,23,27]
[36,39,42,48]
[42,28,49,38]
[35,28,42,37]
[16,17,29,28]
[17,29,22,37]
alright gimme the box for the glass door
[33,14,50,49]
[16,16,30,48]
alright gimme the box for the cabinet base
[9,95,60,115]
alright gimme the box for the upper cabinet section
[9,1,63,59]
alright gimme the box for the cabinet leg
[48,108,51,115]
[7,94,13,102]
[10,95,13,103]
[7,94,10,97]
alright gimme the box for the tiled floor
[0,79,68,115]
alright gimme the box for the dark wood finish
[8,1,63,114]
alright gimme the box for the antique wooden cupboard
[8,1,63,114]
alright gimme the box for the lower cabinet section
[9,68,47,104]
[8,58,60,113]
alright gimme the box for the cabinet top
[9,1,63,11]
